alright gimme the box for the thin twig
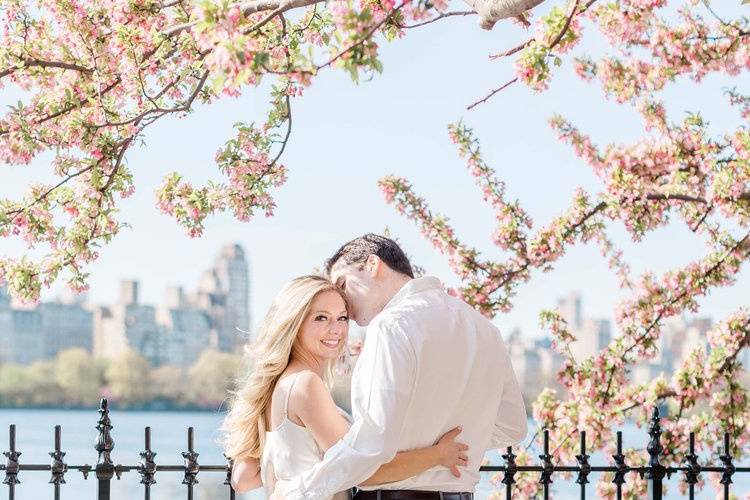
[466,77,518,110]
[398,10,476,29]
[317,5,403,70]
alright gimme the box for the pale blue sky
[2,3,748,338]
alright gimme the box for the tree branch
[0,57,94,79]
[397,10,476,29]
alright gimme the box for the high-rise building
[0,284,93,363]
[557,292,611,363]
[93,279,160,364]
[632,316,711,385]
[156,306,214,367]
[557,292,582,330]
[38,302,93,359]
[194,243,250,352]
[3,309,43,364]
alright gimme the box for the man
[274,233,527,500]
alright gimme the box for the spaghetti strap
[283,372,301,418]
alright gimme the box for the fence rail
[0,401,746,499]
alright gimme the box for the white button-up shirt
[278,276,527,499]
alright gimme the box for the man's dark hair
[326,234,414,278]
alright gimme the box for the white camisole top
[260,372,352,500]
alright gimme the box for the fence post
[3,424,20,500]
[182,427,199,500]
[646,407,665,500]
[225,455,236,500]
[576,430,591,500]
[95,399,114,500]
[719,432,734,500]
[501,446,517,500]
[682,432,700,500]
[50,425,67,500]
[612,431,627,500]
[139,426,157,500]
[539,430,553,500]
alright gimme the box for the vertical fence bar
[95,399,114,500]
[720,432,734,500]
[646,407,665,500]
[539,430,553,500]
[139,426,157,500]
[576,431,590,500]
[224,455,236,500]
[49,425,67,500]
[182,427,199,500]
[612,431,627,500]
[683,432,700,500]
[501,446,517,500]
[3,424,20,500]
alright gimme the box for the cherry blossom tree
[1,0,542,301]
[2,0,749,494]
[379,1,750,496]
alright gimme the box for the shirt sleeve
[489,338,528,449]
[275,316,416,500]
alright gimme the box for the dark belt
[353,490,473,500]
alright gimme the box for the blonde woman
[223,275,469,500]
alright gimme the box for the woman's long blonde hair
[222,275,347,461]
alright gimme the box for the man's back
[351,277,527,492]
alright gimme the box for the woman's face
[297,290,349,363]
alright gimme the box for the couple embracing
[223,234,527,500]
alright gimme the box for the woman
[222,275,468,499]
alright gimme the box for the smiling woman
[221,275,347,468]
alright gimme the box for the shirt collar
[383,275,443,311]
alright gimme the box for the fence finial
[138,426,157,487]
[719,432,735,489]
[612,430,628,496]
[576,430,590,486]
[49,425,68,487]
[95,398,115,497]
[646,406,666,499]
[539,429,554,492]
[3,424,21,487]
[182,427,200,488]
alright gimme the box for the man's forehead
[329,261,357,282]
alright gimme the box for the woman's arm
[360,426,469,486]
[230,456,262,493]
[292,371,351,450]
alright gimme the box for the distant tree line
[0,348,244,410]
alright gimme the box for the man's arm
[490,341,528,449]
[275,317,416,499]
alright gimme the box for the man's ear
[366,254,381,276]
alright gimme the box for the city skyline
[2,269,725,386]
[0,243,251,368]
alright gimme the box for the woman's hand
[434,426,469,478]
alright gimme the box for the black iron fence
[1,399,234,500]
[0,400,747,499]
